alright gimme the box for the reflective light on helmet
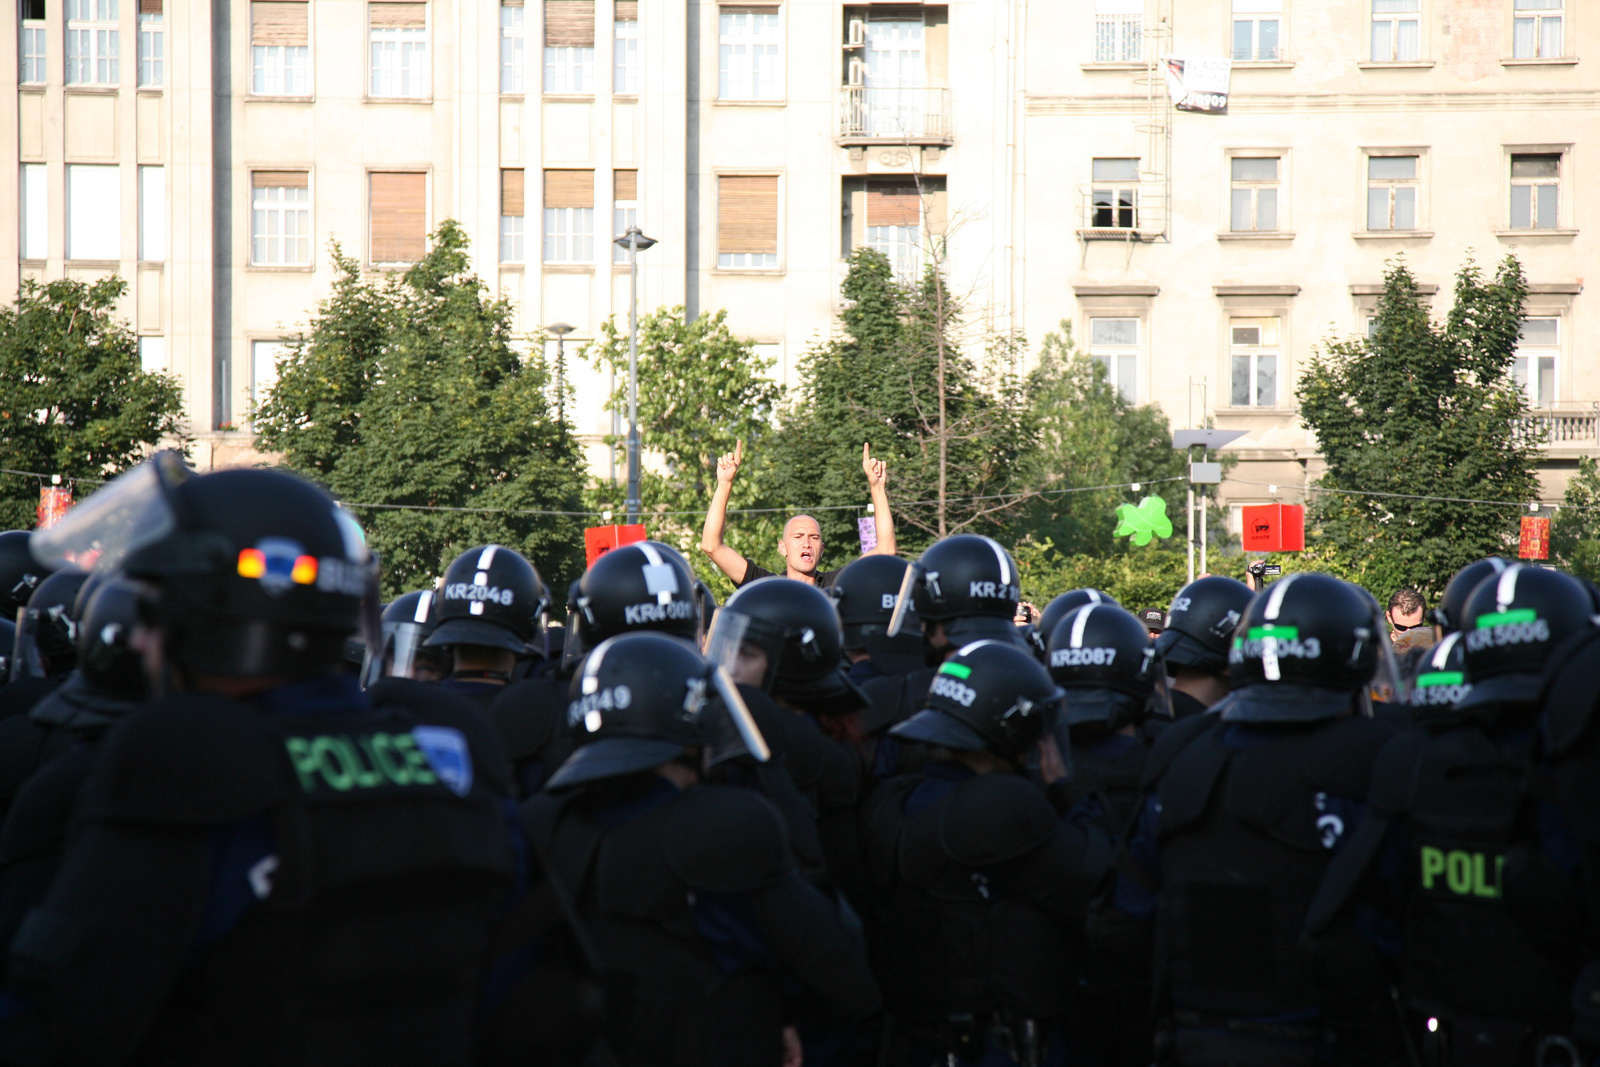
[291,556,318,585]
[237,548,266,579]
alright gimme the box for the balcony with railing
[1075,181,1168,240]
[838,87,952,145]
[1513,402,1600,449]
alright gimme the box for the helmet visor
[705,609,773,690]
[10,608,45,681]
[1366,620,1409,710]
[704,665,771,766]
[886,562,921,639]
[1143,643,1175,719]
[31,452,190,572]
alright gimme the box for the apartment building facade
[1,0,1594,520]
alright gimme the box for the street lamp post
[546,322,574,427]
[1172,428,1248,583]
[613,225,657,524]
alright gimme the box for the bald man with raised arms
[700,440,898,588]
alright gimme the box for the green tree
[1551,457,1600,581]
[255,222,586,596]
[0,277,187,529]
[1296,256,1539,598]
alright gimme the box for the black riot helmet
[11,568,90,681]
[426,545,546,655]
[571,541,699,653]
[75,576,149,702]
[32,454,379,680]
[1047,603,1168,730]
[1036,588,1121,648]
[1156,575,1253,676]
[1222,573,1400,724]
[545,632,767,790]
[0,618,13,681]
[1407,630,1470,720]
[709,577,866,712]
[889,535,1023,647]
[891,640,1065,761]
[0,530,52,623]
[1432,557,1512,634]
[829,554,923,673]
[1456,563,1594,713]
[364,590,449,685]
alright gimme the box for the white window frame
[251,179,312,267]
[21,164,48,261]
[1370,0,1420,62]
[614,13,638,94]
[718,7,781,101]
[1513,0,1563,60]
[21,1,48,84]
[543,45,594,93]
[543,206,594,263]
[1231,0,1281,61]
[138,336,167,374]
[867,223,920,283]
[253,44,311,96]
[67,164,121,261]
[1228,317,1280,408]
[1365,153,1420,231]
[370,18,429,99]
[1514,316,1560,408]
[1509,151,1562,230]
[612,198,637,264]
[1229,155,1281,232]
[501,209,525,263]
[1094,0,1142,63]
[138,165,165,261]
[1091,157,1140,230]
[250,339,290,415]
[66,0,120,86]
[1088,317,1140,404]
[500,4,526,93]
[138,8,163,86]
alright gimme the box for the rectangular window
[1091,157,1139,229]
[251,171,310,266]
[1095,0,1142,62]
[370,171,426,264]
[1510,153,1560,229]
[1230,156,1279,232]
[1089,317,1139,404]
[138,164,165,261]
[252,1,310,95]
[66,0,119,85]
[1514,317,1558,407]
[717,174,778,269]
[1371,0,1419,61]
[612,168,637,264]
[1513,0,1563,59]
[1366,155,1418,230]
[251,340,289,410]
[719,6,780,101]
[866,179,921,282]
[860,17,925,138]
[370,2,428,98]
[21,164,47,260]
[543,169,594,263]
[614,0,638,93]
[1229,318,1279,407]
[22,0,48,84]
[501,168,525,262]
[544,0,595,93]
[500,0,525,92]
[138,336,166,373]
[1232,0,1280,61]
[137,0,162,86]
[66,164,120,260]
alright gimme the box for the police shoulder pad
[487,676,567,762]
[665,784,794,893]
[1541,628,1600,759]
[82,692,287,826]
[1140,711,1215,789]
[1302,715,1398,805]
[1364,727,1429,818]
[939,772,1058,866]
[370,677,513,797]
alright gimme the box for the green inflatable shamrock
[1114,495,1175,546]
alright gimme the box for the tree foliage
[255,222,586,596]
[1551,457,1600,582]
[0,277,187,529]
[1296,256,1539,598]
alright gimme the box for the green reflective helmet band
[1247,624,1299,640]
[1474,608,1537,629]
[938,661,972,680]
[1415,670,1465,688]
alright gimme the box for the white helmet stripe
[980,536,1012,586]
[477,545,498,570]
[1430,631,1460,671]
[637,542,663,567]
[1070,604,1096,648]
[1263,572,1297,621]
[413,590,433,623]
[1495,565,1521,613]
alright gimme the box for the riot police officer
[1430,556,1512,635]
[1312,563,1594,1064]
[363,589,448,686]
[1,455,516,1065]
[1035,588,1121,663]
[1405,629,1470,723]
[830,554,925,683]
[425,544,547,709]
[861,639,1112,1066]
[1154,575,1253,718]
[0,531,51,626]
[1109,573,1400,1066]
[0,569,89,721]
[519,631,881,1066]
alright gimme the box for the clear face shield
[1358,614,1409,714]
[9,605,63,681]
[31,451,191,573]
[886,562,924,640]
[362,590,446,687]
[698,612,771,767]
[1142,644,1176,720]
[705,608,776,691]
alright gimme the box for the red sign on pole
[36,486,72,530]
[1519,516,1550,560]
[584,524,648,567]
[1240,504,1305,552]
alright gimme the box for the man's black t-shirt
[736,556,843,589]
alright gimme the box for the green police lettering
[284,731,440,793]
[1419,845,1504,899]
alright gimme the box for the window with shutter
[717,175,778,269]
[865,179,919,280]
[138,0,164,87]
[545,0,596,92]
[613,170,638,263]
[544,169,595,263]
[370,172,427,264]
[501,0,526,92]
[371,2,429,97]
[252,1,310,94]
[252,171,311,266]
[614,0,639,93]
[502,169,526,262]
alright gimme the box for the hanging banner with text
[36,486,72,530]
[1519,516,1550,560]
[1163,56,1232,113]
